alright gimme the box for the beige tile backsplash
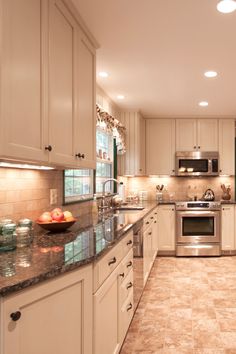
[0,168,92,223]
[124,176,235,202]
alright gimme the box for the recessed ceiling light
[199,101,209,107]
[217,0,236,13]
[117,95,125,100]
[204,71,218,78]
[98,71,109,78]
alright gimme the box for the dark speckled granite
[0,201,158,296]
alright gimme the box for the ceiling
[72,0,236,118]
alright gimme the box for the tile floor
[120,256,236,354]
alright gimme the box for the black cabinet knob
[198,146,201,149]
[119,272,125,278]
[45,145,52,152]
[75,153,85,159]
[108,257,116,266]
[10,311,21,321]
[194,146,196,149]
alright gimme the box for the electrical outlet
[50,189,58,205]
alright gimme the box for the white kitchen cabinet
[0,265,93,354]
[157,205,175,252]
[176,119,218,152]
[0,0,97,169]
[118,112,145,176]
[146,119,175,175]
[143,224,153,285]
[48,0,96,168]
[219,119,235,175]
[0,0,48,163]
[152,208,159,257]
[93,231,134,354]
[221,204,235,251]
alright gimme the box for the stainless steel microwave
[175,151,219,176]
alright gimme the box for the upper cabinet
[0,0,48,163]
[0,0,97,169]
[176,119,218,152]
[118,112,145,176]
[146,119,175,175]
[219,119,235,175]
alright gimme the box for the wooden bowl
[36,219,77,232]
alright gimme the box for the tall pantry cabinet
[0,0,97,169]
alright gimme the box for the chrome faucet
[100,178,121,210]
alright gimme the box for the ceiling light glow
[117,95,125,100]
[217,0,236,13]
[204,71,218,78]
[199,101,209,107]
[98,71,109,78]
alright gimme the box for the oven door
[176,210,220,243]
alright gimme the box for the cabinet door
[176,119,197,151]
[146,119,175,175]
[197,119,218,151]
[1,0,48,162]
[221,205,235,251]
[143,225,153,285]
[75,30,96,169]
[152,209,158,257]
[48,0,77,166]
[94,266,120,354]
[157,205,175,251]
[1,265,93,354]
[219,119,235,175]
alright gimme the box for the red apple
[51,210,64,222]
[51,207,62,215]
[63,210,73,221]
[38,212,52,223]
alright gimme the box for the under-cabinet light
[0,162,55,170]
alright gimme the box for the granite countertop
[0,201,158,296]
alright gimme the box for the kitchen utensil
[36,219,76,232]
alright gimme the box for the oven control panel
[176,201,221,210]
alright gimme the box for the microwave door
[177,158,209,176]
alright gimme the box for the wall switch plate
[50,189,58,205]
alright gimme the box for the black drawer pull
[10,311,21,322]
[154,221,157,224]
[127,303,133,311]
[108,257,116,266]
[127,240,132,246]
[127,261,132,268]
[154,212,157,215]
[148,232,152,235]
[75,153,85,159]
[151,217,154,219]
[119,272,125,278]
[126,282,133,290]
[146,221,149,225]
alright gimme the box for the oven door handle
[177,211,219,217]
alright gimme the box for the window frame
[63,169,95,205]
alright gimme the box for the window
[96,128,114,194]
[64,169,93,204]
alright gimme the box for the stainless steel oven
[176,201,221,256]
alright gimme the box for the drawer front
[93,242,123,292]
[121,230,133,256]
[119,269,133,305]
[119,291,134,343]
[121,248,133,279]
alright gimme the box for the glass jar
[16,226,31,248]
[18,218,34,243]
[0,222,16,252]
[0,252,16,277]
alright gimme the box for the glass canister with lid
[0,219,17,252]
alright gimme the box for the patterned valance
[96,104,126,154]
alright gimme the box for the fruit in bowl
[37,208,76,232]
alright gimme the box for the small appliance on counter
[202,188,215,201]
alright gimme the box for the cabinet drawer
[121,230,133,256]
[119,292,134,343]
[93,242,123,292]
[143,212,155,231]
[121,248,133,279]
[119,269,133,306]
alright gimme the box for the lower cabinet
[221,205,235,251]
[93,232,134,354]
[143,224,153,285]
[0,265,93,354]
[157,205,175,252]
